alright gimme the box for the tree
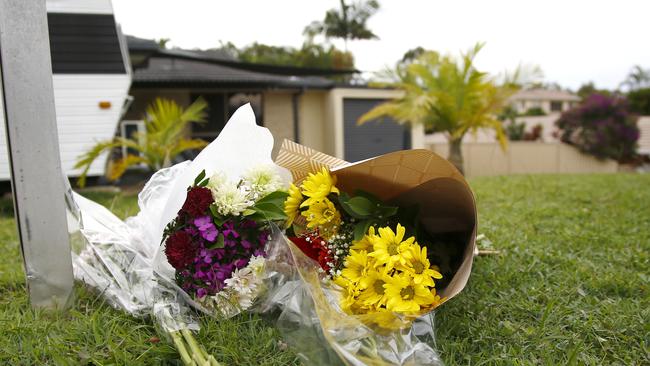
[75,98,208,187]
[303,0,380,51]
[577,81,611,100]
[358,43,517,174]
[156,38,171,49]
[228,41,354,71]
[620,65,650,91]
[627,87,650,115]
[556,94,639,162]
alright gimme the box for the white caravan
[0,0,131,180]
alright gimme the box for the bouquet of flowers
[286,166,446,326]
[266,140,478,365]
[161,167,288,317]
[69,104,291,365]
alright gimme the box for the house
[0,0,132,180]
[509,88,580,115]
[425,88,581,144]
[123,37,423,162]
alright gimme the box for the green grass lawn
[1,175,648,365]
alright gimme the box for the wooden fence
[428,142,619,177]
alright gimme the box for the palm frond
[169,139,209,161]
[74,139,124,187]
[107,155,148,181]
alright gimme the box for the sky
[112,0,650,90]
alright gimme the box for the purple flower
[194,216,218,242]
[254,249,266,257]
[196,288,208,298]
[234,258,249,269]
[241,239,252,250]
[222,221,240,238]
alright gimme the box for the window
[550,101,563,112]
[191,94,226,140]
[120,120,145,159]
[228,93,263,125]
[47,13,126,74]
[190,92,263,141]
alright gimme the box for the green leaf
[377,205,399,218]
[247,210,287,222]
[347,196,375,216]
[193,170,206,186]
[242,209,256,216]
[256,191,289,206]
[209,205,227,226]
[208,233,225,249]
[254,202,285,215]
[353,221,372,242]
[198,177,210,187]
[353,189,382,203]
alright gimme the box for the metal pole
[0,0,73,308]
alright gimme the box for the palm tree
[303,0,380,51]
[358,43,517,174]
[75,98,208,187]
[620,65,650,91]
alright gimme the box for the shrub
[627,87,650,115]
[524,107,546,116]
[555,94,639,161]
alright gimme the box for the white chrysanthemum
[207,171,228,191]
[212,182,252,216]
[243,165,284,201]
[201,257,268,316]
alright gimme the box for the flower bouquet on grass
[68,104,291,366]
[266,140,477,365]
[161,166,287,318]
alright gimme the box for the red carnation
[181,187,214,216]
[165,231,197,269]
[289,233,331,272]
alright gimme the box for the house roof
[511,88,581,102]
[133,55,335,89]
[126,35,357,89]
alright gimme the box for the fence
[428,142,619,177]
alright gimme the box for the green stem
[181,329,207,365]
[171,331,194,366]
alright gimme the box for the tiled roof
[511,89,581,102]
[133,56,334,89]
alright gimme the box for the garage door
[344,98,411,162]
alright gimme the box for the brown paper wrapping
[276,140,477,301]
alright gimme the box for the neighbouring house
[509,88,580,115]
[510,88,581,142]
[122,36,423,163]
[638,116,650,156]
[425,88,581,144]
[0,0,132,180]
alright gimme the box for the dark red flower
[181,187,214,216]
[289,233,331,272]
[165,231,197,269]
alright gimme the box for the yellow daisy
[340,249,369,284]
[300,167,340,208]
[368,224,415,270]
[357,267,392,309]
[284,183,303,227]
[350,226,377,251]
[398,244,442,287]
[385,274,435,313]
[301,198,341,236]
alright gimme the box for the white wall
[638,116,650,155]
[0,75,131,180]
[429,142,619,177]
